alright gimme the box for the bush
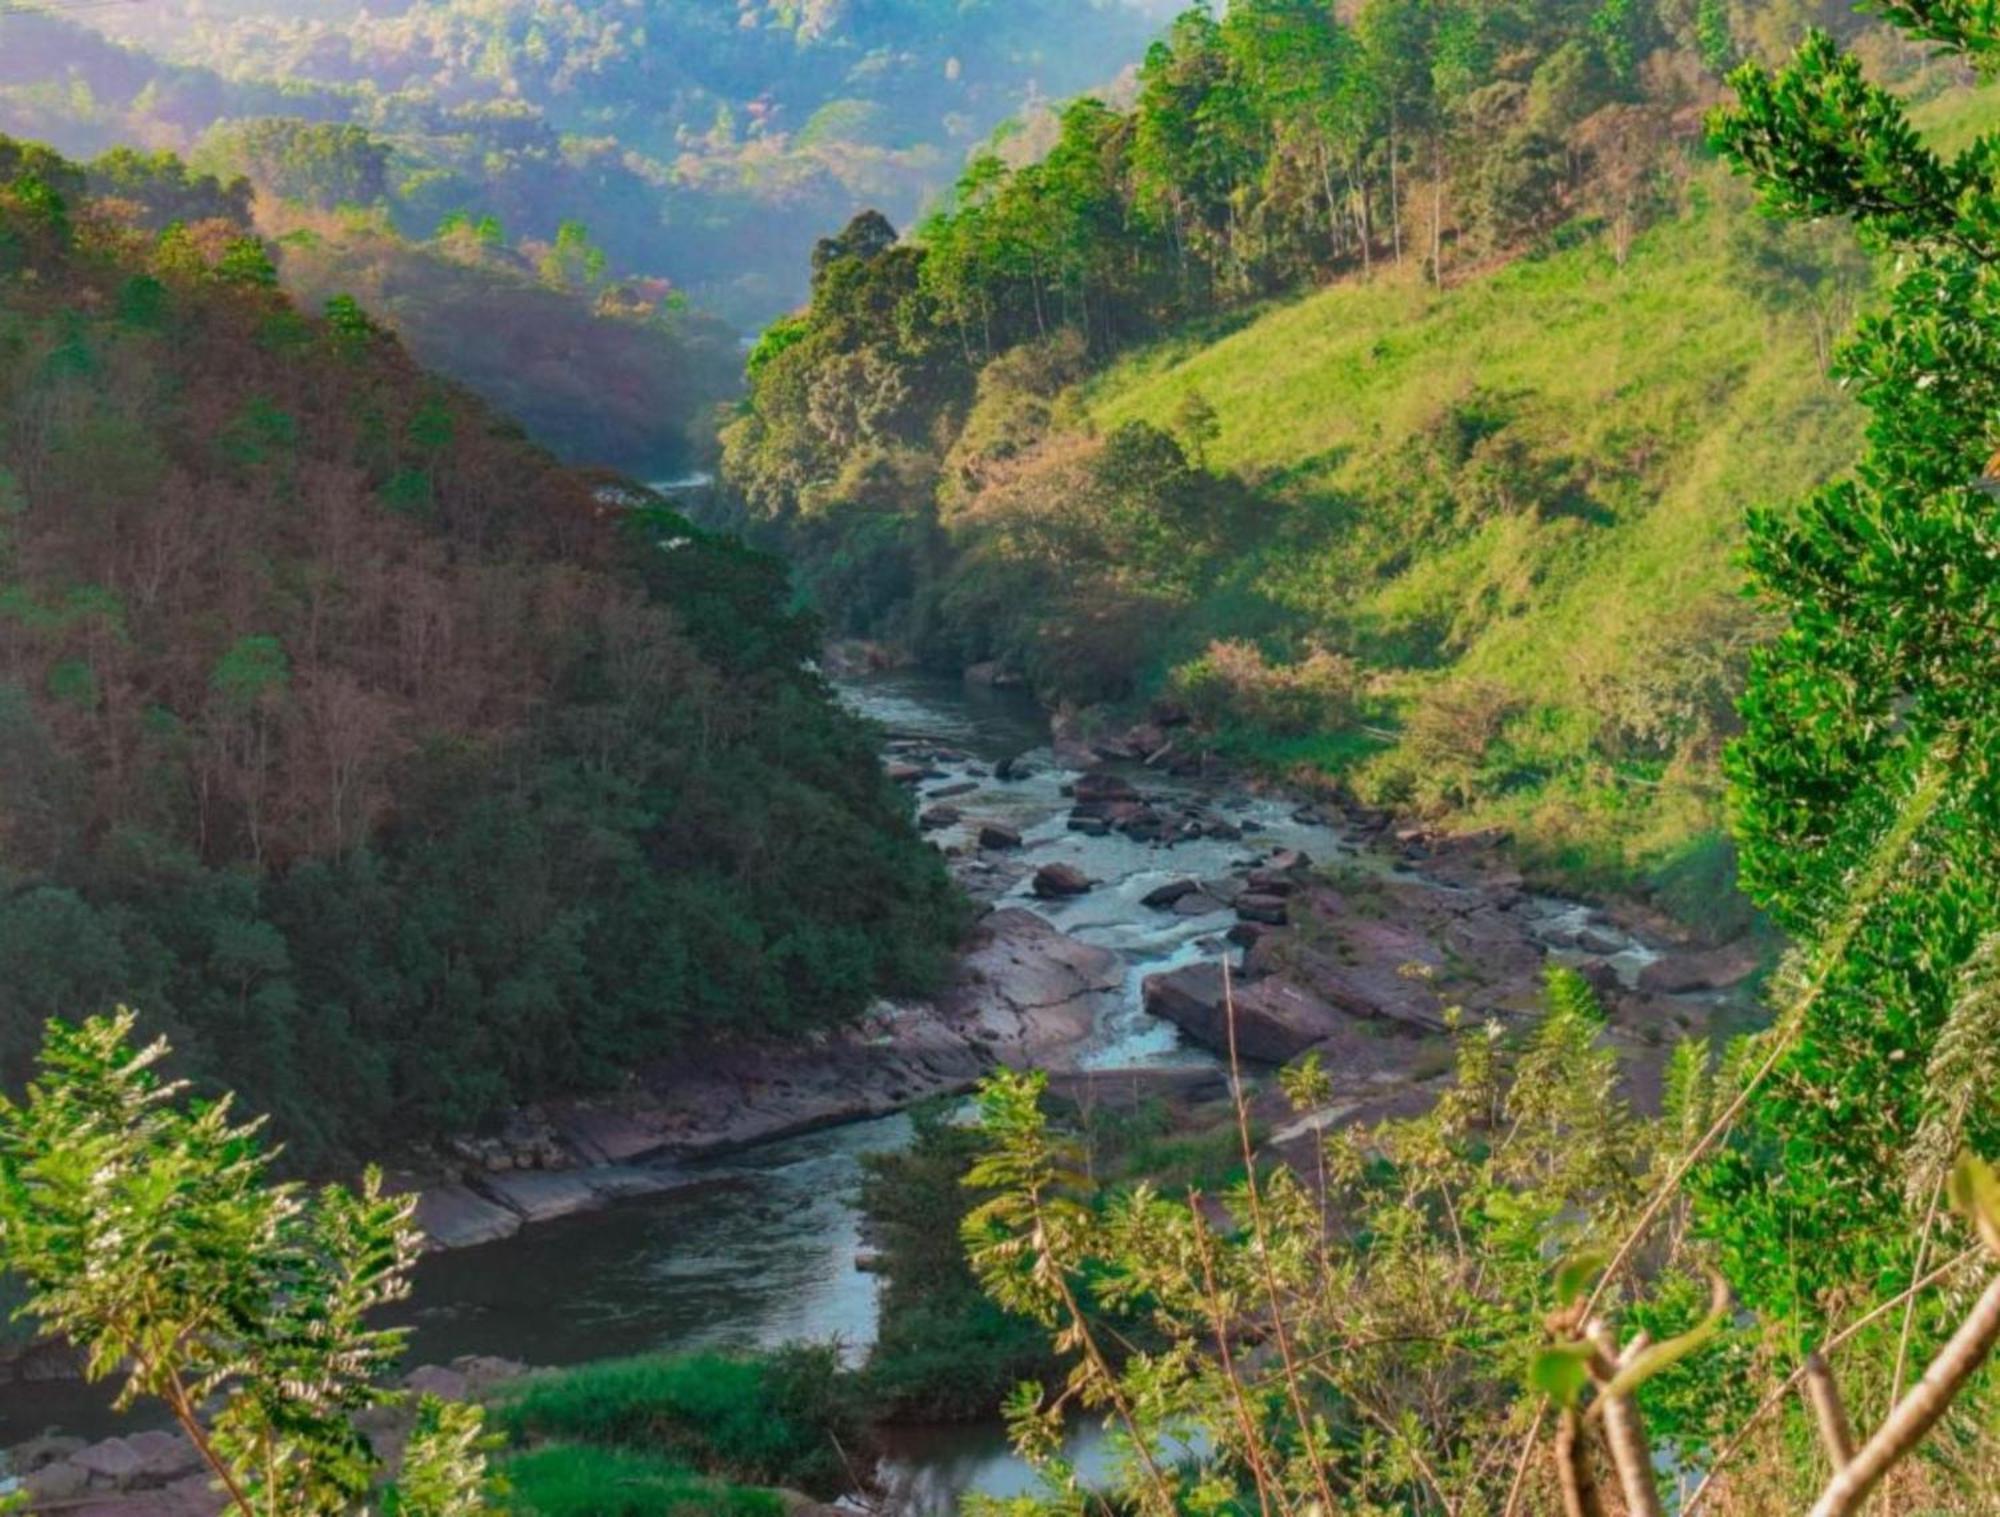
[1172,639,1360,737]
[859,1104,1059,1421]
[492,1348,865,1498]
[1389,676,1524,810]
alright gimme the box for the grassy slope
[1082,87,1999,911]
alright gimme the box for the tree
[537,219,607,293]
[0,1010,495,1517]
[1171,387,1221,467]
[1699,6,2000,1319]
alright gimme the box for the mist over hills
[1,0,1172,328]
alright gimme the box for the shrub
[1172,639,1360,736]
[859,1104,1060,1421]
[1396,675,1524,809]
[493,1348,865,1498]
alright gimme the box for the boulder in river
[1143,962,1353,1064]
[1173,891,1226,917]
[928,780,979,800]
[1033,863,1093,899]
[1228,920,1277,950]
[1576,926,1626,957]
[920,804,962,831]
[978,822,1023,851]
[1245,868,1301,896]
[1072,771,1141,805]
[1141,878,1202,909]
[1236,893,1291,926]
[942,907,1124,1068]
[1638,940,1762,995]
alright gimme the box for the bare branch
[1801,1352,1857,1468]
[1553,1408,1605,1517]
[1585,1321,1664,1517]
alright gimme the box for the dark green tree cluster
[194,120,391,213]
[85,146,253,229]
[0,142,964,1165]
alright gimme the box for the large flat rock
[1143,962,1356,1064]
[941,907,1125,1069]
[413,1184,524,1250]
[473,1170,606,1224]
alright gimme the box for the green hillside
[1082,176,1863,906]
[1070,81,2000,909]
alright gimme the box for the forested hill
[0,136,964,1165]
[720,0,1969,921]
[1,0,1172,329]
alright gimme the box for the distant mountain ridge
[1,0,1171,326]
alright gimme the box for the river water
[397,669,1336,1510]
[0,670,1660,1508]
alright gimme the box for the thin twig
[1188,1188,1287,1517]
[1893,1092,1967,1409]
[1221,960,1347,1517]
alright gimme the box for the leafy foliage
[858,1102,1063,1421]
[497,1445,780,1517]
[1698,0,2000,1316]
[491,1348,866,1500]
[0,1010,493,1516]
[0,0,1166,328]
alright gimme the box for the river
[0,670,1661,1509]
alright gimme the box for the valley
[4,0,2000,1512]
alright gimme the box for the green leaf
[1596,1272,1730,1404]
[1528,1341,1595,1409]
[1947,1152,2000,1257]
[1553,1248,1608,1307]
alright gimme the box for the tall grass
[492,1347,863,1499]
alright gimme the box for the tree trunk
[1430,137,1445,287]
[1388,118,1403,265]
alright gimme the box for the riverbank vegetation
[0,137,964,1165]
[492,1348,866,1501]
[716,0,1991,916]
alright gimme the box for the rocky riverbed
[377,671,1757,1259]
